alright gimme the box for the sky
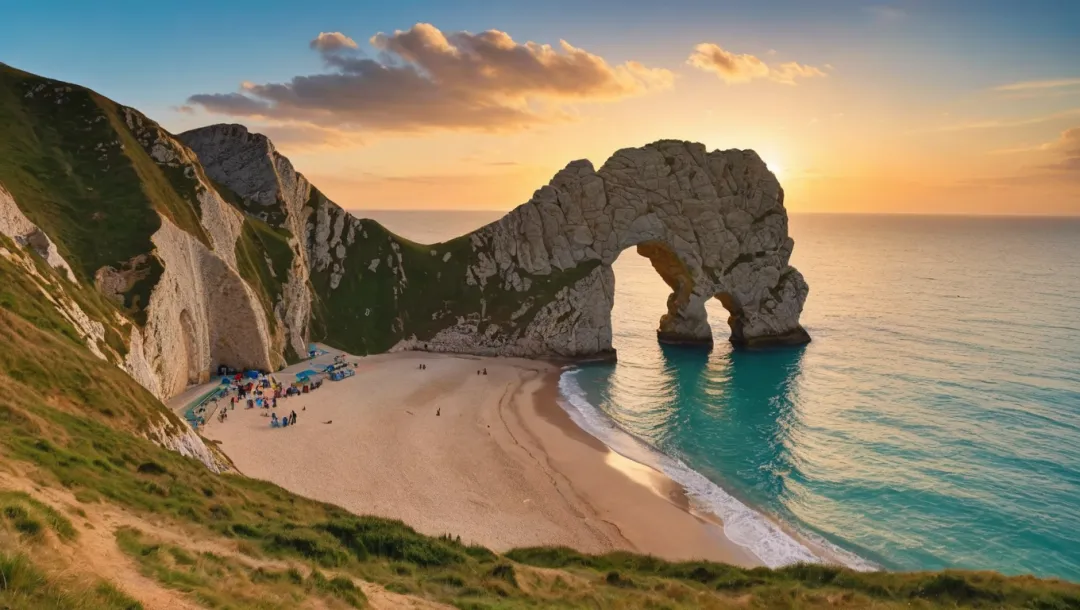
[2,0,1078,215]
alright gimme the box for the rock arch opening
[633,241,714,347]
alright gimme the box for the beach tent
[220,377,231,385]
[245,370,260,379]
[295,369,318,380]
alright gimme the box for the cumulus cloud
[1041,126,1080,173]
[687,43,826,85]
[186,23,673,134]
[309,31,359,53]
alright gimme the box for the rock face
[118,112,276,400]
[182,128,810,359]
[0,183,77,283]
[178,124,316,361]
[393,141,810,355]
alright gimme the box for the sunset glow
[4,1,1076,215]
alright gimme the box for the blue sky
[3,0,1076,119]
[2,0,1078,214]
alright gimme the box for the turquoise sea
[364,210,1080,581]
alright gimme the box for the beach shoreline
[192,349,761,567]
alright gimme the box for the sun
[762,157,785,181]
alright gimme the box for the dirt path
[0,468,452,610]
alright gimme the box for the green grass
[115,527,366,608]
[0,491,77,541]
[0,62,210,327]
[307,194,600,356]
[234,215,294,331]
[0,551,144,610]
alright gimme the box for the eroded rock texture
[410,140,810,355]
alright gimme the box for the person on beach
[483,368,488,375]
[270,413,279,428]
[290,411,297,425]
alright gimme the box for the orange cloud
[186,23,672,134]
[1041,126,1080,173]
[256,123,363,151]
[687,43,826,85]
[309,31,358,53]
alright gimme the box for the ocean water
[362,210,1080,581]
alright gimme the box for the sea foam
[558,368,875,571]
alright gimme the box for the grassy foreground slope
[3,240,1080,608]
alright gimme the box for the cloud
[310,31,359,53]
[186,23,672,135]
[687,43,826,85]
[972,126,1080,187]
[257,123,362,150]
[1040,126,1080,173]
[932,108,1080,132]
[865,5,906,22]
[994,78,1080,92]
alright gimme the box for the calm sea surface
[362,210,1080,580]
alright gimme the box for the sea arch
[428,140,811,358]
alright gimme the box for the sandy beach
[194,349,760,566]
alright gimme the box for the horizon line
[344,208,1080,219]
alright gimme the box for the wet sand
[198,350,760,566]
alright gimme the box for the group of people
[213,369,327,431]
[271,410,298,428]
[194,354,350,432]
